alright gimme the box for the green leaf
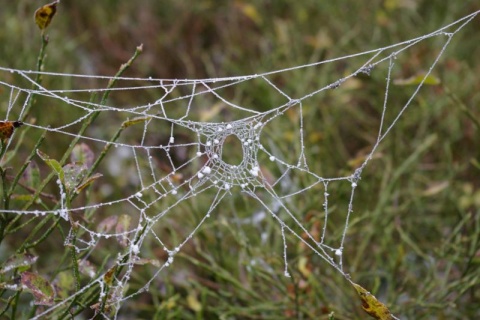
[63,162,88,193]
[37,149,64,183]
[122,116,153,128]
[71,143,95,168]
[11,194,36,202]
[21,271,55,306]
[0,253,38,273]
[23,161,41,189]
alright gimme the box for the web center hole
[221,134,244,166]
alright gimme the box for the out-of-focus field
[0,1,479,319]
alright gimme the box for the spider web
[0,11,478,319]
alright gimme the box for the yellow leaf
[422,181,449,196]
[34,1,58,31]
[352,282,395,320]
[187,292,202,312]
[161,296,177,310]
[236,2,262,26]
[103,265,117,286]
[297,256,311,278]
[393,73,440,86]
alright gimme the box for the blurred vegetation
[0,0,480,319]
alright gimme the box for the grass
[0,0,479,319]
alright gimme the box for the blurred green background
[0,0,479,319]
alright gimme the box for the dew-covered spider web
[0,11,478,319]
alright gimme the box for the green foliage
[0,1,479,319]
